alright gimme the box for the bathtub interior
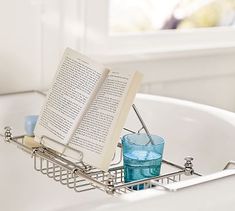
[1,92,235,211]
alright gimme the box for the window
[109,0,235,34]
[80,0,235,57]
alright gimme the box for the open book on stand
[34,48,142,171]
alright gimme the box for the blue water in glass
[122,134,164,190]
[124,150,162,182]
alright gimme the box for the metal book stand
[3,104,200,195]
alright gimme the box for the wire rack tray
[1,91,201,195]
[3,127,201,195]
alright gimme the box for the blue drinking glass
[122,133,165,189]
[24,115,38,136]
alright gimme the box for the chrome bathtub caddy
[3,104,201,195]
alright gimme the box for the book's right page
[65,71,142,171]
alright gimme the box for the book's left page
[34,48,109,152]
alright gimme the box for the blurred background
[110,0,235,33]
[1,0,235,111]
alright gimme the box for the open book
[34,48,142,171]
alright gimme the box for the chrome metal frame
[0,89,47,97]
[224,161,235,170]
[3,125,199,195]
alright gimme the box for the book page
[66,71,142,171]
[34,48,109,150]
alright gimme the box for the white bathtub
[0,91,235,211]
